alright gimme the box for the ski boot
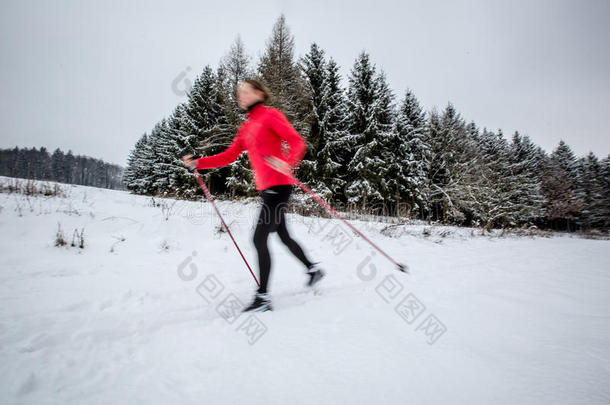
[306,263,326,289]
[242,292,273,312]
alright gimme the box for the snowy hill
[1,176,609,404]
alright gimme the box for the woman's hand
[181,154,197,170]
[265,156,292,176]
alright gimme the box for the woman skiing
[181,78,325,312]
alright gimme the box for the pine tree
[148,118,175,195]
[180,65,232,195]
[541,141,583,230]
[395,89,430,218]
[156,104,198,195]
[458,127,511,228]
[218,35,253,138]
[220,35,253,97]
[504,131,546,226]
[219,38,256,197]
[51,148,64,182]
[574,152,605,230]
[426,109,448,221]
[552,140,578,183]
[0,146,121,188]
[126,132,156,194]
[123,133,148,192]
[426,103,474,223]
[316,57,349,201]
[601,155,610,229]
[63,150,75,184]
[375,71,399,213]
[343,52,395,209]
[462,127,546,230]
[258,14,308,136]
[140,120,169,195]
[0,148,9,177]
[298,43,332,195]
[35,147,52,180]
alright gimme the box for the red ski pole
[190,168,259,286]
[264,156,409,273]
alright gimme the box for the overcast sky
[1,0,609,166]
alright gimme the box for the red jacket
[195,102,306,191]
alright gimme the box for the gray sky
[1,0,609,166]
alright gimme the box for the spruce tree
[51,148,64,183]
[395,89,430,218]
[299,42,330,194]
[541,141,583,230]
[601,155,610,229]
[459,127,511,228]
[426,103,473,223]
[140,120,168,195]
[124,133,150,193]
[507,132,546,226]
[63,150,75,184]
[575,152,605,230]
[344,52,395,210]
[258,14,308,136]
[155,104,197,196]
[317,57,349,202]
[218,38,256,197]
[181,65,231,195]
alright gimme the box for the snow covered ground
[1,176,609,405]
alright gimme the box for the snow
[1,176,609,404]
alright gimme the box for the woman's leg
[273,187,324,288]
[253,198,273,294]
[252,185,289,294]
[273,186,315,270]
[276,214,314,270]
[252,185,316,295]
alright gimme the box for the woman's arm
[196,133,245,169]
[268,109,306,167]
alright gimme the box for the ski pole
[264,156,409,273]
[182,152,259,286]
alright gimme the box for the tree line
[124,15,609,232]
[0,146,125,190]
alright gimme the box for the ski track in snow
[1,176,609,405]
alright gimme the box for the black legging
[253,184,314,294]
